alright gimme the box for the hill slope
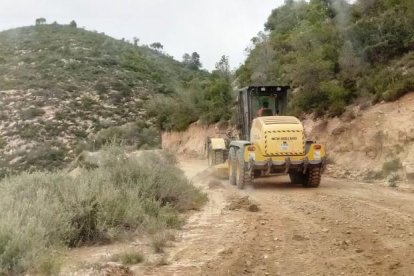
[0,24,202,175]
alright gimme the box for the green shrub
[94,122,160,149]
[25,143,66,170]
[80,96,98,109]
[293,81,353,117]
[110,250,144,265]
[382,158,402,176]
[387,173,400,188]
[0,147,206,273]
[94,81,109,94]
[383,77,414,102]
[21,107,45,120]
[381,158,402,179]
[20,125,41,139]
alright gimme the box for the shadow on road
[250,175,304,190]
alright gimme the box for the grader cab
[207,86,326,188]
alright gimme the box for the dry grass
[110,250,144,265]
[151,234,167,254]
[0,146,206,274]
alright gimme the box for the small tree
[191,52,201,70]
[69,20,77,28]
[183,52,202,70]
[35,18,46,25]
[133,37,140,46]
[150,42,164,51]
[182,53,191,64]
[215,55,230,78]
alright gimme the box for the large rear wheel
[289,172,305,185]
[235,148,252,189]
[208,144,225,167]
[303,166,321,188]
[290,166,321,188]
[228,147,237,185]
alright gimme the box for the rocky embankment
[304,92,414,185]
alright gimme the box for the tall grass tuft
[0,147,206,274]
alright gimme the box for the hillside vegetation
[237,0,414,116]
[146,55,233,132]
[0,24,206,175]
[0,147,206,274]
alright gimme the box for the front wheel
[235,148,252,189]
[228,147,237,185]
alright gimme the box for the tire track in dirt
[135,160,414,276]
[202,175,414,276]
[136,160,247,276]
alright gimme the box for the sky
[0,0,285,71]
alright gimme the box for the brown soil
[226,195,260,212]
[304,92,414,173]
[63,94,414,275]
[136,159,414,276]
[62,158,414,275]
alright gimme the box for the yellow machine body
[209,138,227,150]
[208,86,326,188]
[244,116,325,167]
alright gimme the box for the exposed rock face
[162,121,231,158]
[304,93,414,182]
[304,92,414,175]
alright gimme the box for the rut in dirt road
[203,175,414,276]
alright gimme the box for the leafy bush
[146,73,232,131]
[146,94,199,132]
[387,173,400,188]
[25,143,66,170]
[94,121,160,149]
[292,81,352,117]
[0,147,206,273]
[382,158,402,176]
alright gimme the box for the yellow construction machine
[206,86,326,188]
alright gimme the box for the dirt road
[139,159,414,276]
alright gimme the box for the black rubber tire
[289,172,305,185]
[207,147,213,167]
[215,150,225,165]
[235,148,252,190]
[208,145,225,167]
[303,166,321,188]
[254,170,262,178]
[228,147,237,185]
